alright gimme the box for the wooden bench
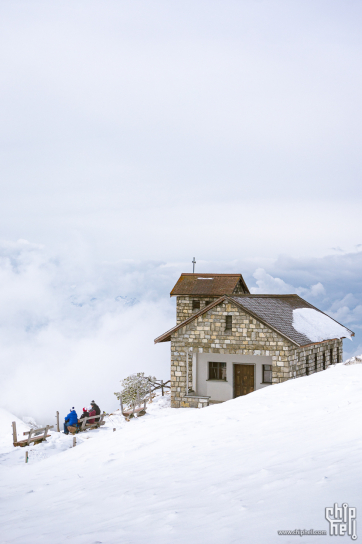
[12,422,53,447]
[120,395,147,421]
[68,413,106,433]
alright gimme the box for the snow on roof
[292,308,352,343]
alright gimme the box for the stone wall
[175,296,219,324]
[171,300,294,407]
[293,339,343,377]
[180,395,209,409]
[175,279,247,324]
[233,281,248,294]
[170,299,343,408]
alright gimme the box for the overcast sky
[0,1,361,421]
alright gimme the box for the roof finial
[192,257,196,274]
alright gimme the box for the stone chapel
[154,273,353,408]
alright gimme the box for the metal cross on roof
[192,257,196,273]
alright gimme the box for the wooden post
[43,425,50,442]
[192,352,197,393]
[161,379,164,396]
[25,451,28,463]
[56,411,60,432]
[113,428,116,432]
[185,350,189,396]
[27,429,34,446]
[12,421,17,446]
[73,436,76,447]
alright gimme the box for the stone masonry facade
[295,340,343,376]
[176,296,219,324]
[170,299,343,408]
[175,280,247,324]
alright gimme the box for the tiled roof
[154,294,354,345]
[232,295,318,345]
[170,273,249,296]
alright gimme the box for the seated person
[64,407,78,434]
[78,408,89,427]
[87,405,96,424]
[90,400,101,419]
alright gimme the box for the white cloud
[250,268,325,299]
[0,241,174,423]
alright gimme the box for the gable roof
[154,294,354,346]
[170,273,250,297]
[232,295,350,346]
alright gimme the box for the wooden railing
[12,422,53,447]
[147,378,170,396]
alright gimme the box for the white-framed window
[209,362,227,381]
[262,364,272,383]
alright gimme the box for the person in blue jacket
[64,407,78,434]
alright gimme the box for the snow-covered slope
[0,364,361,544]
[0,408,30,453]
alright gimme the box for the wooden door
[234,364,254,397]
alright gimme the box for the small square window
[192,300,200,310]
[204,300,211,307]
[262,364,272,383]
[225,315,232,330]
[209,362,227,381]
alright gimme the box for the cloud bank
[0,240,173,424]
[0,240,361,424]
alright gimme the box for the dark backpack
[92,403,100,416]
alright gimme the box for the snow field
[0,366,361,544]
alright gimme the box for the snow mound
[0,408,30,453]
[292,307,352,342]
[344,354,362,365]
